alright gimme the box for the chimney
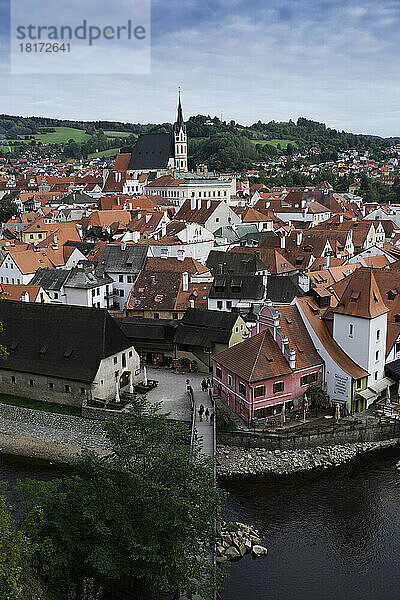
[191,197,196,210]
[325,254,330,269]
[289,349,296,370]
[296,232,303,246]
[207,199,211,209]
[218,263,223,275]
[121,242,127,251]
[204,165,208,177]
[197,198,201,210]
[280,234,286,249]
[161,223,167,237]
[182,272,189,292]
[339,214,343,224]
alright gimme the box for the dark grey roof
[118,311,235,350]
[61,191,97,205]
[99,245,148,274]
[64,241,95,257]
[83,226,113,242]
[181,308,238,330]
[385,359,400,378]
[206,250,264,276]
[213,225,258,242]
[118,317,177,350]
[64,266,113,290]
[174,325,230,347]
[128,133,174,170]
[176,309,244,347]
[209,275,265,300]
[0,301,132,382]
[29,268,70,291]
[266,274,304,303]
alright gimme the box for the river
[221,445,400,600]
[1,448,399,600]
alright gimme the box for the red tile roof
[214,329,292,383]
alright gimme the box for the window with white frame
[254,385,265,398]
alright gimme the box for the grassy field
[248,138,297,149]
[88,147,120,158]
[104,130,135,138]
[0,393,80,416]
[35,126,91,144]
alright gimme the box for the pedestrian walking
[210,410,214,425]
[201,378,206,392]
[205,407,210,422]
[193,427,198,441]
[207,378,212,389]
[199,404,205,422]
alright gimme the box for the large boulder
[224,546,241,560]
[252,545,268,557]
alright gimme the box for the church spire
[174,89,186,133]
[173,89,188,172]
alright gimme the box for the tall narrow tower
[173,91,188,172]
[332,268,388,390]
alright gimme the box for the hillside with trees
[0,113,397,169]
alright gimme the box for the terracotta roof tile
[214,329,292,382]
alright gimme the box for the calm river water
[1,448,400,600]
[221,445,400,600]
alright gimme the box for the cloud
[0,0,399,135]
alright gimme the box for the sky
[0,0,400,136]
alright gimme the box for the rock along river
[1,447,400,600]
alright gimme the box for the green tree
[18,399,223,600]
[0,491,34,600]
[0,198,18,225]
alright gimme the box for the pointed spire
[174,88,185,133]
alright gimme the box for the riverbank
[217,439,400,476]
[0,431,110,465]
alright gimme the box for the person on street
[205,407,210,422]
[210,410,214,425]
[193,427,198,441]
[199,404,205,422]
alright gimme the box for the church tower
[173,91,188,172]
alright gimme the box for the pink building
[212,302,324,424]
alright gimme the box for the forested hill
[0,114,152,138]
[0,113,397,169]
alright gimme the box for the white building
[332,269,388,389]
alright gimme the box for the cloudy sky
[0,0,400,136]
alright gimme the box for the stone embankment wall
[217,439,400,477]
[218,420,400,451]
[0,402,108,449]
